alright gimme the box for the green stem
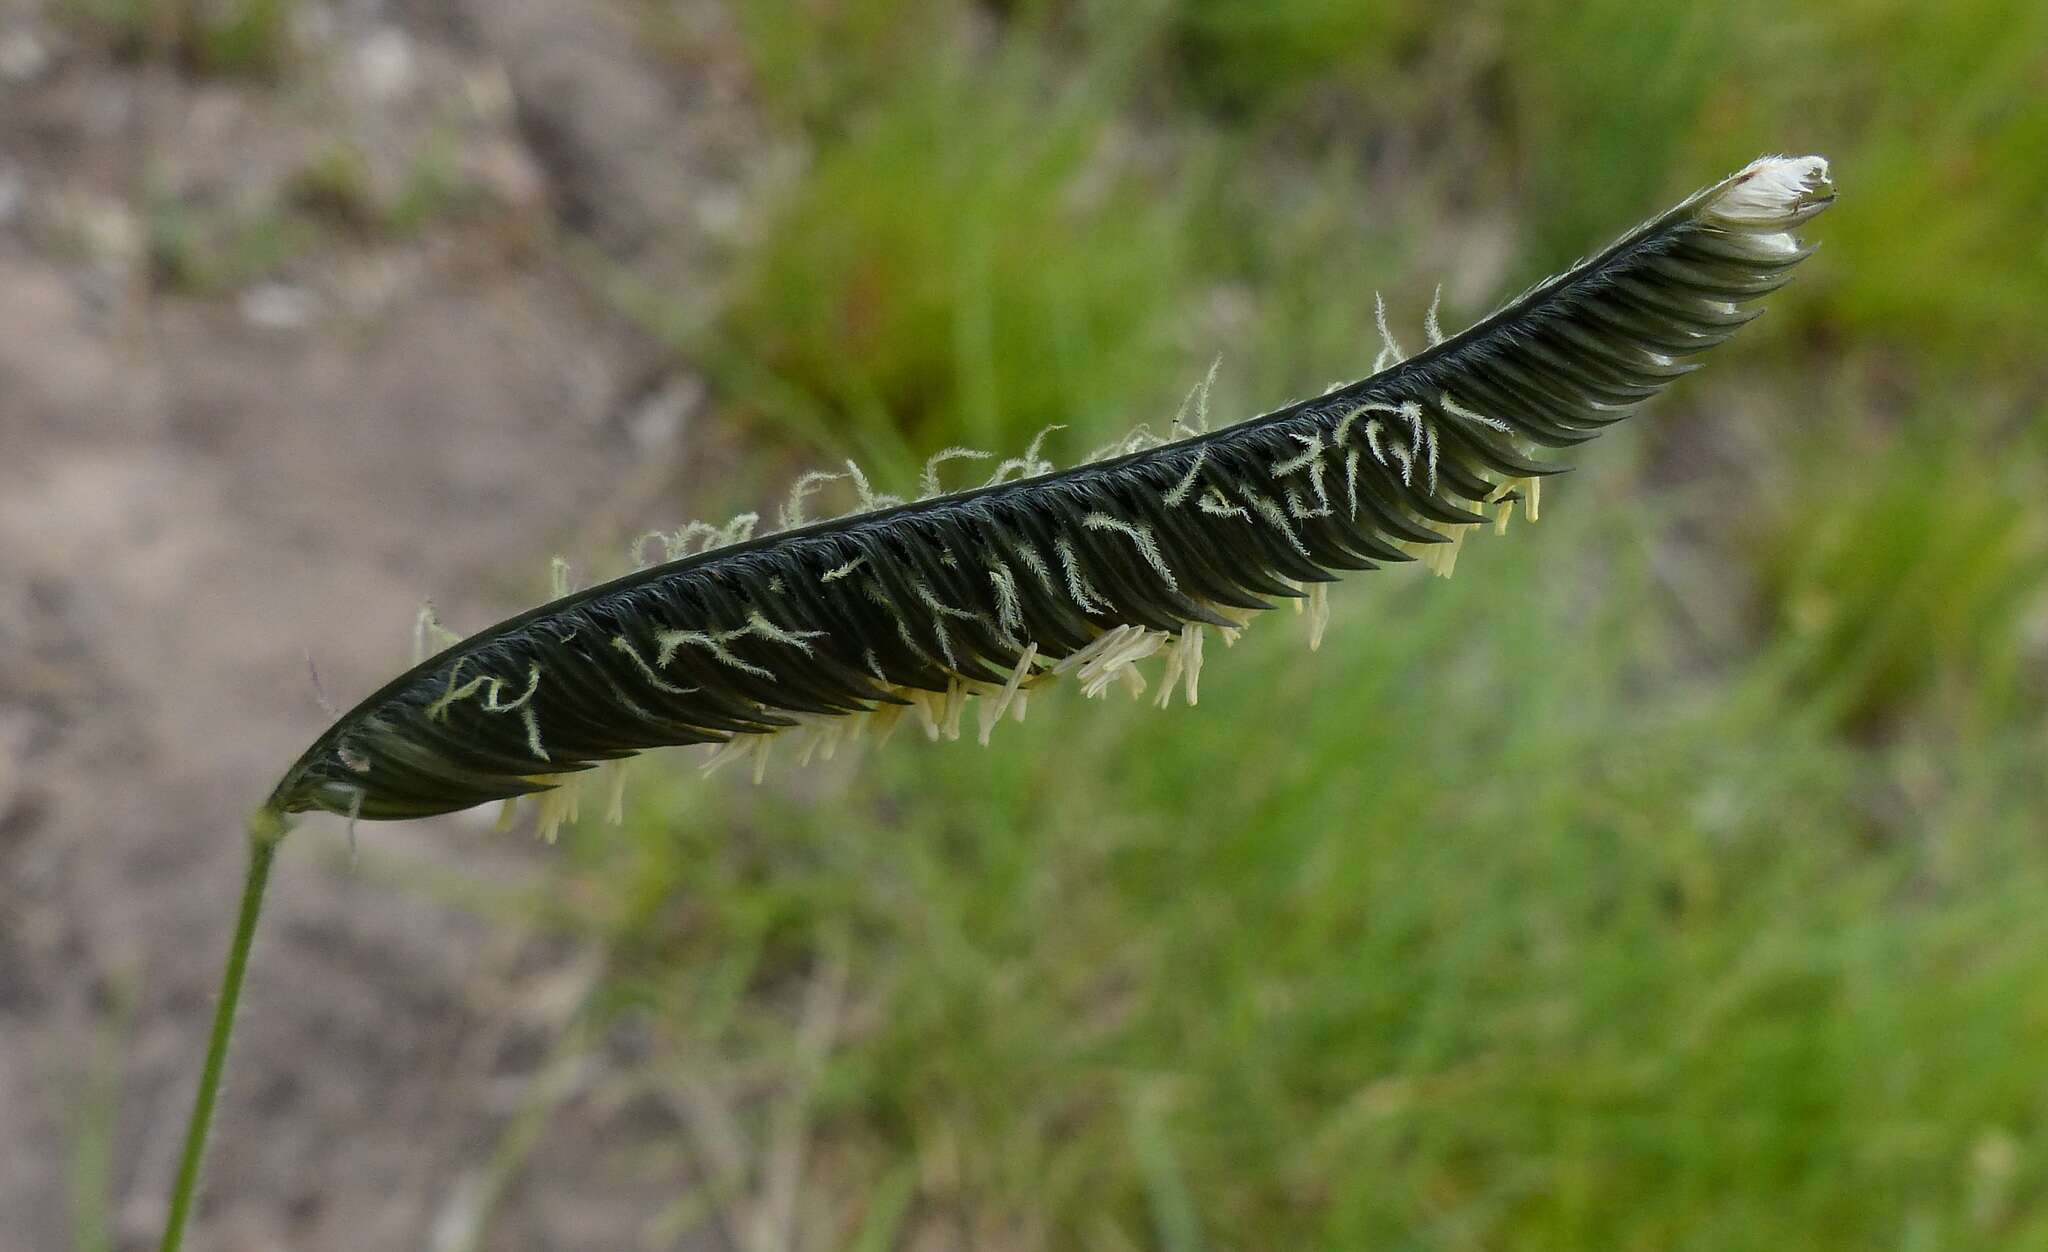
[158,812,285,1252]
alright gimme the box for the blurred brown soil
[0,1,766,1246]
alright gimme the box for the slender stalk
[158,810,287,1252]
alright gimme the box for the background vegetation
[512,0,2048,1246]
[60,0,2041,1245]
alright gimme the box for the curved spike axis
[266,156,1835,824]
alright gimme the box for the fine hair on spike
[305,654,339,718]
[260,157,1834,825]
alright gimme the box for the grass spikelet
[260,157,1833,827]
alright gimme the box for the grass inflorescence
[168,155,1839,1252]
[263,157,1832,834]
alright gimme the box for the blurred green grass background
[538,0,2048,1245]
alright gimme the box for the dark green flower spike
[264,156,1834,833]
